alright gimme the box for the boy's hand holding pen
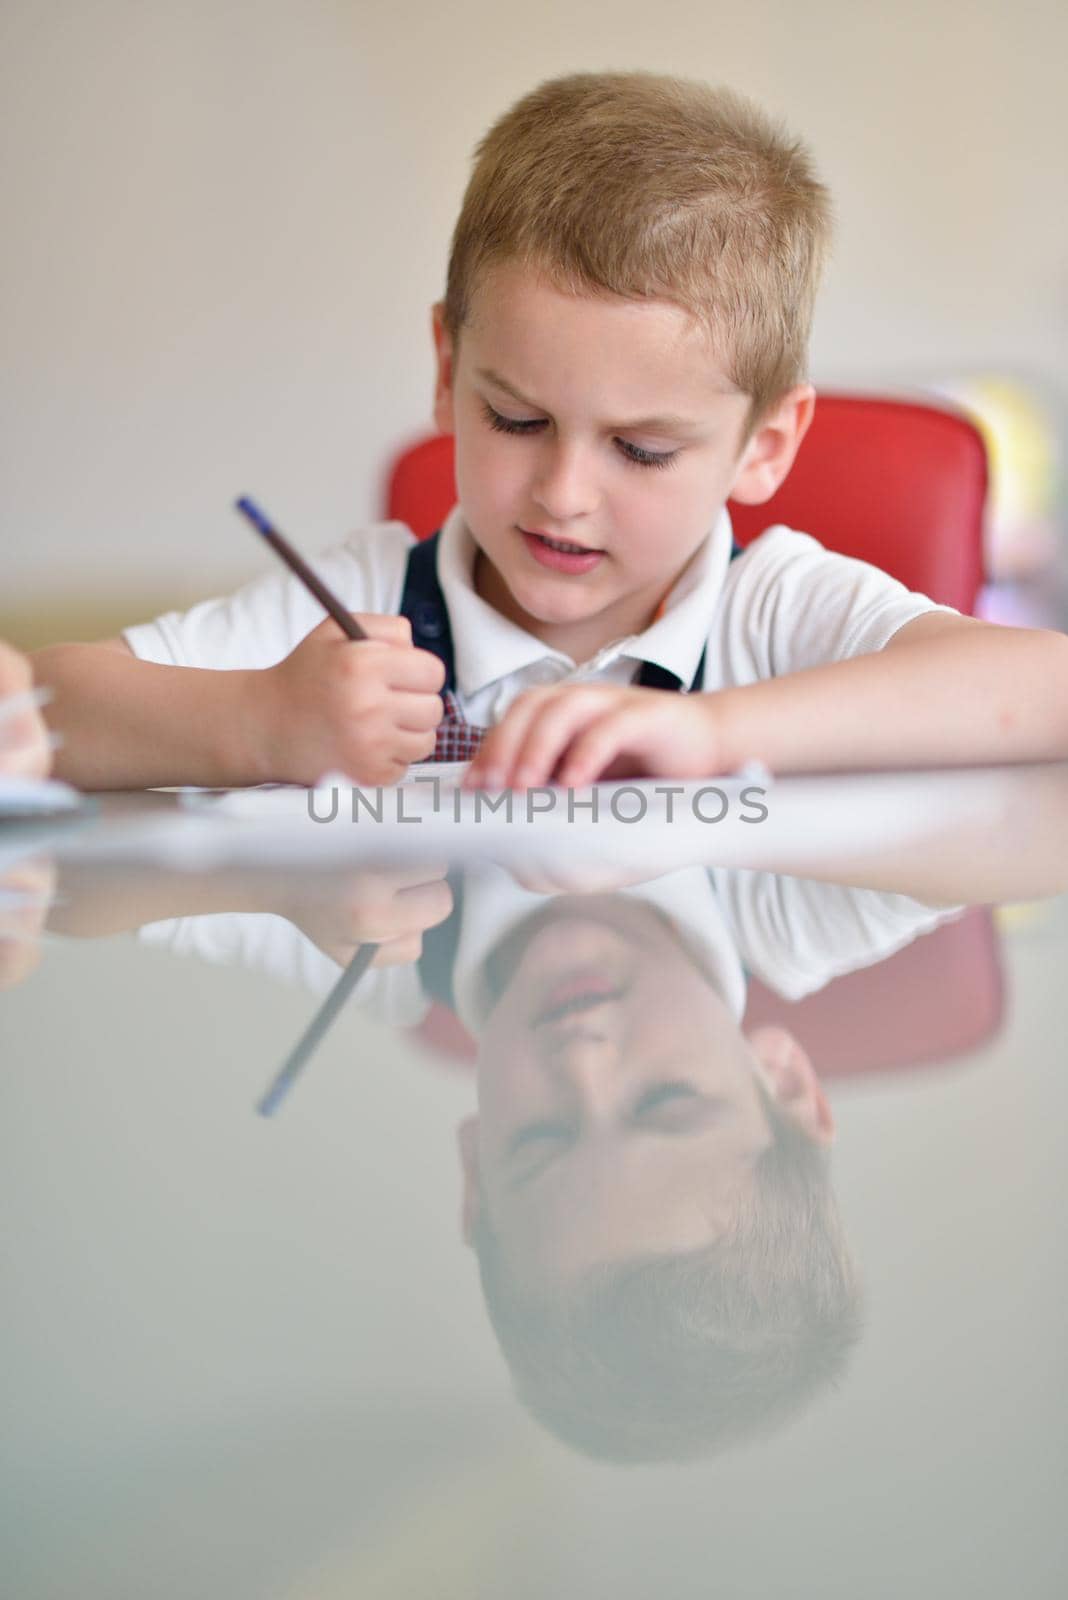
[237,499,444,786]
[263,609,444,786]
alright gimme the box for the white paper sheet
[0,776,85,818]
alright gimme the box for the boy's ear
[727,384,816,506]
[431,302,456,435]
[456,1114,482,1246]
[746,1024,835,1145]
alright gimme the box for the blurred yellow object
[994,902,1055,933]
[934,377,1060,579]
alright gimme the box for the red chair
[742,907,1005,1079]
[385,394,988,612]
[385,432,457,544]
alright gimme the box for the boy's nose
[542,1027,624,1119]
[530,440,601,523]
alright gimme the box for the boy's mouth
[519,526,605,575]
[532,970,627,1027]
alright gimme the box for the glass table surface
[2,764,1066,1600]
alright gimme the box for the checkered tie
[432,689,489,762]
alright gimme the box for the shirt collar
[437,506,573,698]
[451,863,748,1035]
[436,504,735,697]
[614,507,733,686]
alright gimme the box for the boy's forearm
[32,643,273,790]
[713,623,1068,774]
[46,863,316,936]
[750,764,1068,904]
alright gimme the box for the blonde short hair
[473,1080,861,1463]
[444,72,832,426]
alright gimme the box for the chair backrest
[385,431,459,542]
[385,393,988,612]
[742,907,1004,1077]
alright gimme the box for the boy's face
[432,263,803,661]
[463,896,781,1290]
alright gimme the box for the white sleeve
[714,866,965,1001]
[719,526,960,682]
[122,521,416,670]
[138,912,431,1027]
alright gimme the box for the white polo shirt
[138,863,961,1034]
[123,503,954,723]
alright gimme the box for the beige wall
[2,0,1065,636]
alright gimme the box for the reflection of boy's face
[465,897,781,1289]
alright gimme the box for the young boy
[34,73,1068,790]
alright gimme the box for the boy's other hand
[463,683,729,790]
[0,640,52,781]
[262,613,445,786]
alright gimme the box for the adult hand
[0,855,57,991]
[0,641,52,780]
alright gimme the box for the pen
[256,942,378,1117]
[235,497,368,641]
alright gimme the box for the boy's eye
[633,1083,726,1132]
[634,1082,697,1121]
[480,400,678,471]
[510,1118,572,1155]
[616,439,678,471]
[481,400,545,436]
[508,1118,575,1184]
